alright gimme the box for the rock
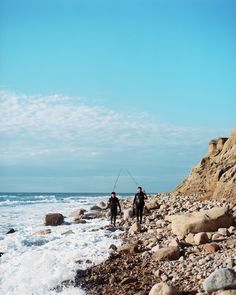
[151,245,160,252]
[218,228,230,236]
[194,232,209,245]
[185,233,195,244]
[71,208,87,219]
[109,244,118,251]
[61,230,74,235]
[96,201,107,209]
[90,205,103,211]
[123,209,134,221]
[212,233,224,241]
[149,282,177,295]
[171,207,233,236]
[74,219,87,224]
[129,222,141,235]
[204,243,221,253]
[34,229,52,235]
[168,239,179,247]
[203,268,236,294]
[83,212,102,219]
[145,200,160,210]
[44,213,64,226]
[120,277,137,285]
[173,127,236,202]
[152,246,180,262]
[118,243,139,255]
[228,226,236,234]
[6,228,16,234]
[218,290,236,295]
[0,252,4,257]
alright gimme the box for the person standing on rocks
[133,186,147,224]
[108,192,121,226]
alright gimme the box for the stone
[203,268,236,294]
[90,205,103,211]
[145,200,160,210]
[71,208,87,219]
[204,243,221,253]
[185,233,195,244]
[218,228,230,236]
[61,230,74,235]
[171,207,233,236]
[194,232,209,245]
[96,201,107,209]
[74,219,87,224]
[168,239,179,247]
[212,233,224,241]
[151,245,160,252]
[83,212,102,219]
[152,246,180,262]
[6,228,16,234]
[34,229,51,235]
[228,226,236,234]
[120,277,137,285]
[129,222,141,235]
[109,244,118,251]
[118,243,139,255]
[123,208,134,221]
[44,213,64,226]
[218,290,236,295]
[149,282,177,295]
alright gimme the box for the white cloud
[0,88,228,162]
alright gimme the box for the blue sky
[0,0,235,192]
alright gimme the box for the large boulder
[149,282,177,295]
[145,200,160,211]
[152,246,180,262]
[44,213,64,226]
[170,207,233,236]
[203,268,236,294]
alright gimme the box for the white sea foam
[0,194,125,295]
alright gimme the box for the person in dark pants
[133,186,147,224]
[108,192,121,226]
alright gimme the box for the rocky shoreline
[72,193,236,295]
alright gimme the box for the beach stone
[218,290,236,295]
[90,205,103,211]
[203,268,236,294]
[129,222,141,235]
[218,228,230,236]
[228,226,236,234]
[204,243,221,253]
[44,213,64,226]
[171,207,233,235]
[168,239,179,247]
[96,201,107,209]
[61,230,74,235]
[74,219,87,224]
[212,233,224,241]
[194,232,209,245]
[118,243,139,255]
[152,246,180,262]
[149,282,177,295]
[145,200,160,210]
[185,233,195,244]
[71,208,87,219]
[0,252,4,257]
[109,244,118,251]
[123,208,134,221]
[34,229,51,235]
[83,212,102,219]
[6,228,16,234]
[151,244,160,252]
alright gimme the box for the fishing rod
[126,169,139,187]
[112,168,123,192]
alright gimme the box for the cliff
[173,127,236,202]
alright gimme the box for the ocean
[0,192,133,295]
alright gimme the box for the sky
[0,0,235,193]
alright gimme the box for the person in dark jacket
[108,192,121,226]
[133,186,147,224]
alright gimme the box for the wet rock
[44,213,64,226]
[74,219,87,224]
[61,230,74,235]
[83,212,103,219]
[6,228,16,234]
[203,268,236,294]
[71,208,87,219]
[149,282,177,295]
[34,229,52,235]
[152,246,180,262]
[0,252,4,257]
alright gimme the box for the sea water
[0,193,132,295]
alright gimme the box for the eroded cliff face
[173,127,236,202]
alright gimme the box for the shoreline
[72,193,236,295]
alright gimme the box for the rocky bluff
[174,127,236,202]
